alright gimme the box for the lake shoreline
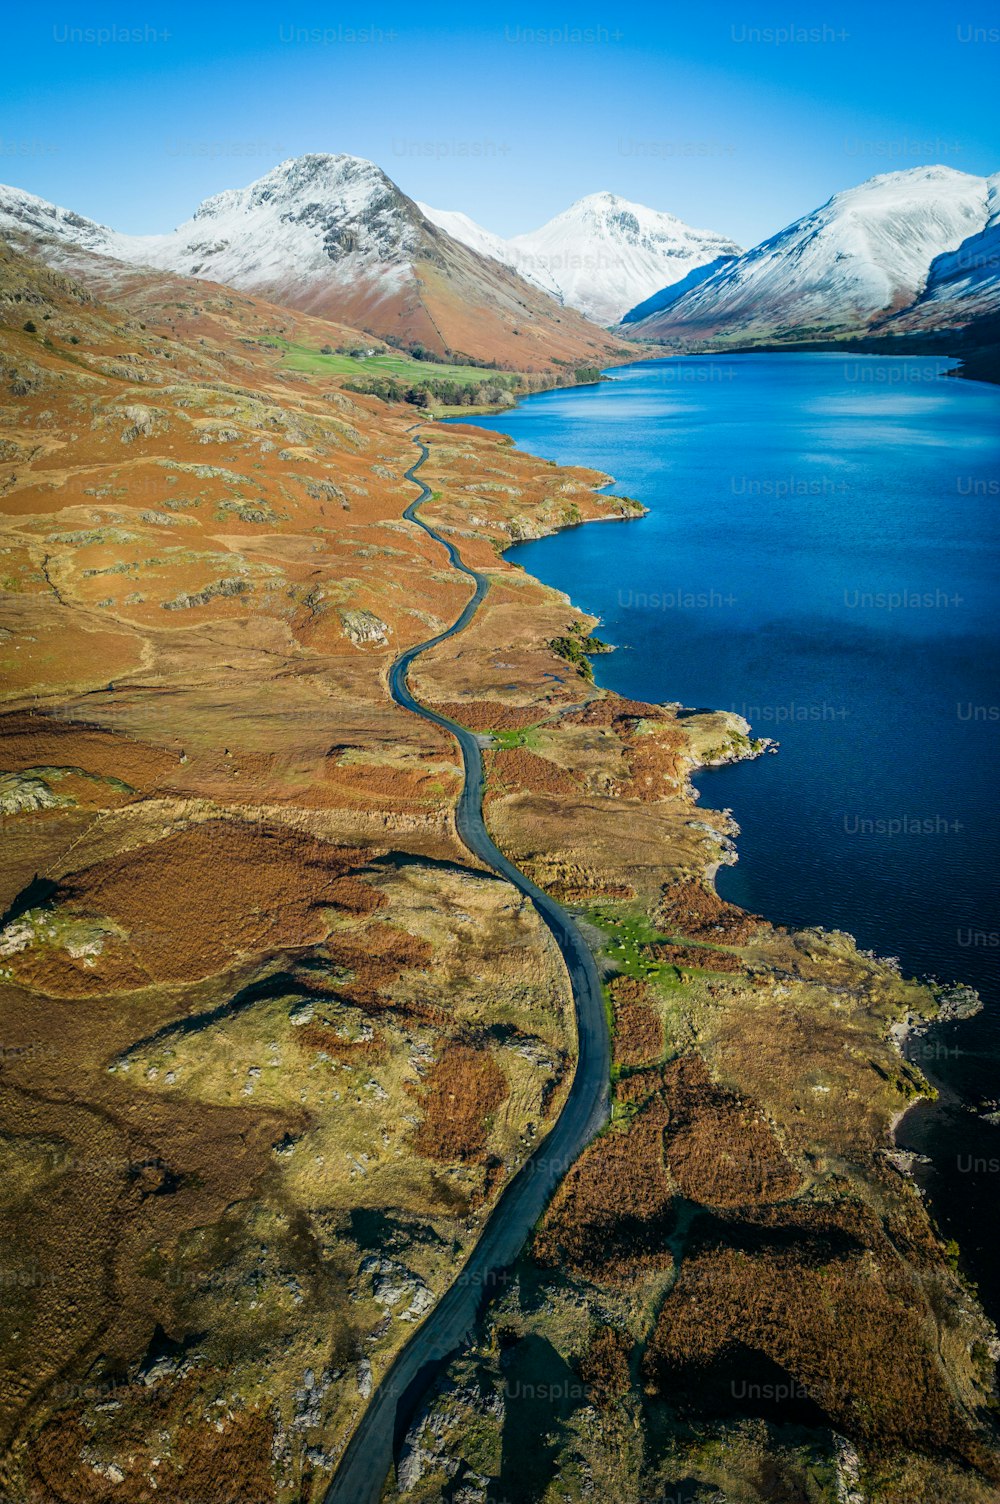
[452,349,1000,1319]
[624,332,1000,387]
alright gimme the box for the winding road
[323,433,611,1503]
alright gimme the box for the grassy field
[489,725,543,750]
[264,339,607,417]
[266,337,504,385]
[586,906,671,980]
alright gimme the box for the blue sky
[2,3,997,246]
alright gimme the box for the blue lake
[459,354,1000,1307]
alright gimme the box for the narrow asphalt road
[324,433,611,1504]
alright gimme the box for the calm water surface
[459,354,1000,1310]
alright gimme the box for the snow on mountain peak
[556,190,685,231]
[120,153,426,294]
[0,152,421,288]
[421,191,741,325]
[192,153,394,223]
[626,164,996,341]
[4,154,994,348]
[507,194,742,324]
[0,182,122,258]
[887,169,1000,329]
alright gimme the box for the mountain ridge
[422,189,742,324]
[624,164,1000,345]
[0,154,629,369]
[4,156,998,366]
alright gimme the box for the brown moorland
[372,427,1000,1504]
[644,1199,994,1465]
[608,975,663,1069]
[2,233,998,1504]
[0,241,595,1502]
[533,1097,676,1284]
[410,1043,508,1164]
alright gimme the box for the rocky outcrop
[339,608,389,646]
[357,1256,433,1322]
[119,404,156,443]
[0,770,63,814]
[162,576,252,610]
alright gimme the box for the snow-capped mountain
[5,157,995,362]
[509,193,742,324]
[0,155,424,315]
[626,166,995,343]
[886,172,1000,332]
[417,202,564,301]
[0,155,628,368]
[0,185,132,263]
[0,156,415,283]
[420,192,742,325]
[151,154,421,297]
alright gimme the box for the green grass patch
[586,904,732,991]
[586,905,672,981]
[489,725,543,750]
[261,338,603,415]
[265,336,495,384]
